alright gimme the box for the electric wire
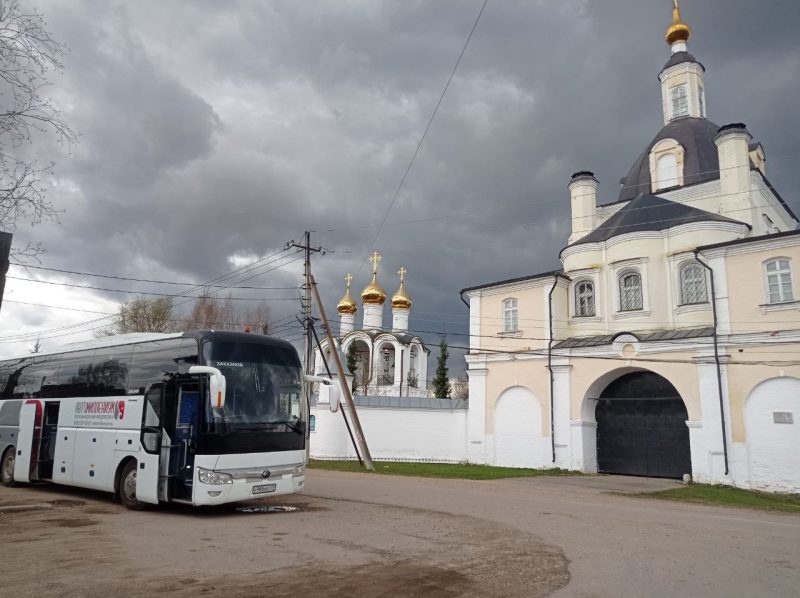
[358,0,489,274]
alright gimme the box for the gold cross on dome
[398,266,407,282]
[345,273,353,289]
[369,251,382,274]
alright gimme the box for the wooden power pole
[309,273,374,470]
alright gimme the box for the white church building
[311,3,800,493]
[462,2,800,492]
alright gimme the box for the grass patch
[309,460,576,480]
[640,484,800,513]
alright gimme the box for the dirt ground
[0,482,568,597]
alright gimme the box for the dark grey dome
[661,51,704,73]
[617,117,720,203]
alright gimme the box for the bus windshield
[202,340,303,433]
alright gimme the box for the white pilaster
[466,366,488,464]
[550,362,572,469]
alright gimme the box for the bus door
[38,402,60,480]
[159,376,201,502]
[137,385,164,505]
[171,383,201,500]
[14,400,43,483]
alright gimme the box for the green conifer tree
[432,337,451,398]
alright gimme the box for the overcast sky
[2,0,799,372]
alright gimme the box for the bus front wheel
[1,447,17,487]
[118,460,146,510]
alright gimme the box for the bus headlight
[198,468,233,485]
[292,464,306,477]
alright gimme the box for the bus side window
[129,338,199,395]
[51,350,94,398]
[141,386,162,454]
[9,357,34,398]
[31,354,63,398]
[89,346,133,396]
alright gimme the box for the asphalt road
[0,471,798,597]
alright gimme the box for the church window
[670,85,689,119]
[679,263,707,305]
[574,281,595,317]
[619,272,643,311]
[765,258,794,304]
[698,86,705,117]
[502,298,518,332]
[656,153,679,190]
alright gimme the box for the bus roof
[2,330,297,362]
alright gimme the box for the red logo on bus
[116,401,125,420]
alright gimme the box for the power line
[6,275,301,300]
[359,0,489,274]
[325,153,800,239]
[3,299,114,315]
[10,263,297,290]
[0,250,303,343]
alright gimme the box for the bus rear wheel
[1,447,16,487]
[118,460,146,510]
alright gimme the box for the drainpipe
[547,274,558,464]
[694,250,730,476]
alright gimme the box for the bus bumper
[192,452,306,506]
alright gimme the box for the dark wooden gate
[595,372,691,479]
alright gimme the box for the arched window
[502,298,518,332]
[698,86,705,117]
[765,258,794,304]
[619,272,643,311]
[679,263,707,305]
[574,280,595,317]
[671,85,688,119]
[656,153,678,190]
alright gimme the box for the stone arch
[342,336,371,395]
[582,368,692,479]
[493,385,543,468]
[743,376,800,492]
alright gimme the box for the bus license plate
[252,483,277,495]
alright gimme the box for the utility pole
[309,273,374,470]
[285,232,324,377]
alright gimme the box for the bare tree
[240,301,271,334]
[182,293,237,330]
[181,293,271,333]
[29,335,41,353]
[0,0,77,260]
[450,376,469,400]
[97,296,176,336]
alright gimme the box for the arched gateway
[595,371,691,479]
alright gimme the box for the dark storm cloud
[5,0,799,364]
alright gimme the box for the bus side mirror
[305,375,342,413]
[189,366,227,409]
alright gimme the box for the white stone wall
[310,402,467,463]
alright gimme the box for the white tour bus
[0,330,335,509]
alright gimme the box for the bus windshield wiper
[263,419,304,434]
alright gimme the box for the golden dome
[665,0,691,46]
[391,266,412,310]
[361,273,386,305]
[361,251,386,305]
[337,273,358,315]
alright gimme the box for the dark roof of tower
[568,193,746,247]
[616,117,720,203]
[661,51,704,72]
